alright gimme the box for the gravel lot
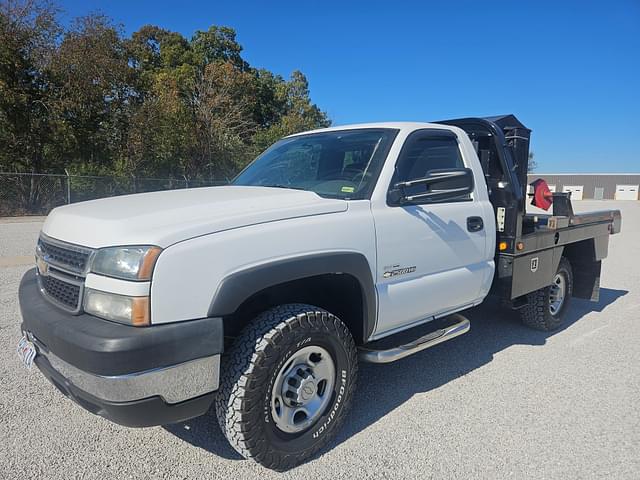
[1,201,638,479]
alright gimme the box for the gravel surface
[0,218,44,257]
[1,201,638,479]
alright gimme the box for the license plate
[17,335,37,369]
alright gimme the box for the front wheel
[519,256,573,331]
[215,304,358,470]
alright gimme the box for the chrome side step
[358,314,470,364]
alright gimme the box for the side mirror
[388,168,474,205]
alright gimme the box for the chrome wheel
[271,345,335,434]
[549,273,566,315]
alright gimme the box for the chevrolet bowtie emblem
[36,256,49,276]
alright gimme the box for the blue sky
[58,0,639,173]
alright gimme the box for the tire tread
[519,257,573,331]
[214,303,357,470]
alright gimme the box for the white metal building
[526,173,640,200]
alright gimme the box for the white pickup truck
[17,115,621,470]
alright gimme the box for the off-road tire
[519,257,573,331]
[214,304,358,470]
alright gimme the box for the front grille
[40,274,81,310]
[36,234,92,313]
[38,236,92,274]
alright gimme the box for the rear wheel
[215,304,357,470]
[519,257,573,331]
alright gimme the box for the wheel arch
[562,238,604,301]
[208,252,377,344]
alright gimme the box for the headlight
[83,289,150,326]
[91,246,161,281]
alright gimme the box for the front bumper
[19,269,224,427]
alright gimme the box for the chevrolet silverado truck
[17,114,621,470]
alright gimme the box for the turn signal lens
[131,296,150,326]
[499,241,508,251]
[138,247,162,280]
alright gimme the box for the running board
[358,314,470,364]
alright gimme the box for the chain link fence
[0,172,227,216]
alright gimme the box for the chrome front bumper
[29,332,220,404]
[19,268,224,426]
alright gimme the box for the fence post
[131,174,136,193]
[64,169,71,204]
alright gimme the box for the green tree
[192,61,256,179]
[191,26,247,71]
[0,0,331,190]
[528,151,538,172]
[49,14,134,172]
[252,70,330,154]
[0,0,60,172]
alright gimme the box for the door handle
[467,216,484,232]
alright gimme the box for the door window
[389,130,469,203]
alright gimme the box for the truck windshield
[233,128,398,199]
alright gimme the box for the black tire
[214,304,358,470]
[519,257,573,331]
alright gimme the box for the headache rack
[437,114,621,305]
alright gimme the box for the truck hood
[42,186,348,248]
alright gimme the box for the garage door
[594,187,604,200]
[615,185,639,200]
[563,185,583,200]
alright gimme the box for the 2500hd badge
[382,265,417,278]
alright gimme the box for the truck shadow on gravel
[163,287,627,463]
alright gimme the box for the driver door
[373,129,490,336]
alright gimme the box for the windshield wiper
[260,184,307,191]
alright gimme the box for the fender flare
[208,252,377,341]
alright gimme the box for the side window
[390,131,470,202]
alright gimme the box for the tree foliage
[528,151,537,172]
[0,0,330,180]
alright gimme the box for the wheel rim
[549,273,566,315]
[271,345,336,434]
